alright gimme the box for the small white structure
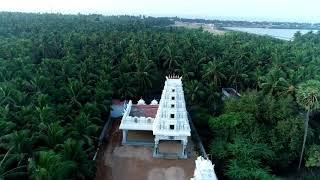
[150,99,158,105]
[137,98,146,105]
[119,75,191,158]
[191,156,218,180]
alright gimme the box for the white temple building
[119,75,191,158]
[191,156,218,180]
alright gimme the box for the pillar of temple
[122,130,128,144]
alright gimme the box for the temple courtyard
[95,119,197,180]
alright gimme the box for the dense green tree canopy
[1,12,320,179]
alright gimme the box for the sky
[0,0,320,23]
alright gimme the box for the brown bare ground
[95,120,196,180]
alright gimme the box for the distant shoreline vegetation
[171,17,320,30]
[222,27,318,41]
[1,11,319,30]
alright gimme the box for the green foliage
[270,117,304,168]
[0,148,26,179]
[28,151,76,180]
[202,58,226,87]
[0,13,117,179]
[184,80,205,106]
[209,137,229,159]
[210,92,305,178]
[296,80,320,111]
[226,137,275,180]
[223,91,260,116]
[1,12,320,179]
[209,112,255,140]
[228,137,275,160]
[296,80,320,170]
[306,144,320,167]
[226,159,273,180]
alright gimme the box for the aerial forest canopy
[0,12,320,179]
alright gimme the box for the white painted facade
[153,76,190,136]
[119,75,191,158]
[191,156,218,180]
[153,76,190,158]
[119,100,155,131]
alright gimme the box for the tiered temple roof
[153,76,191,136]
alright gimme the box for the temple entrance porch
[158,140,183,153]
[122,130,154,146]
[153,137,188,159]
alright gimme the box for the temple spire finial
[167,74,181,79]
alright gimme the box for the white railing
[120,116,154,131]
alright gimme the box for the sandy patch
[148,167,185,180]
[113,145,153,161]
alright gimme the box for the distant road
[172,21,225,35]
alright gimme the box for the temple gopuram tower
[153,75,191,158]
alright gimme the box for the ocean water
[224,27,317,40]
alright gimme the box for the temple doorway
[124,130,154,145]
[158,140,183,154]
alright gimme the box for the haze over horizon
[1,0,320,23]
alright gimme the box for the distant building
[111,99,125,118]
[191,156,218,180]
[119,75,191,159]
[221,88,241,100]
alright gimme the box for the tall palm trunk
[298,110,310,170]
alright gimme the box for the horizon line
[0,10,318,24]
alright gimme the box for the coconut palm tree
[59,138,93,179]
[0,105,16,137]
[0,130,32,162]
[175,60,195,81]
[134,57,156,94]
[38,122,65,149]
[259,67,287,96]
[159,45,180,73]
[205,83,222,113]
[113,73,137,100]
[65,79,84,108]
[0,84,17,107]
[184,80,205,106]
[28,151,75,180]
[0,148,26,179]
[202,58,226,87]
[228,59,249,91]
[296,80,320,170]
[67,112,99,148]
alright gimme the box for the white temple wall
[155,135,188,142]
[122,100,132,119]
[120,116,154,131]
[120,100,154,131]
